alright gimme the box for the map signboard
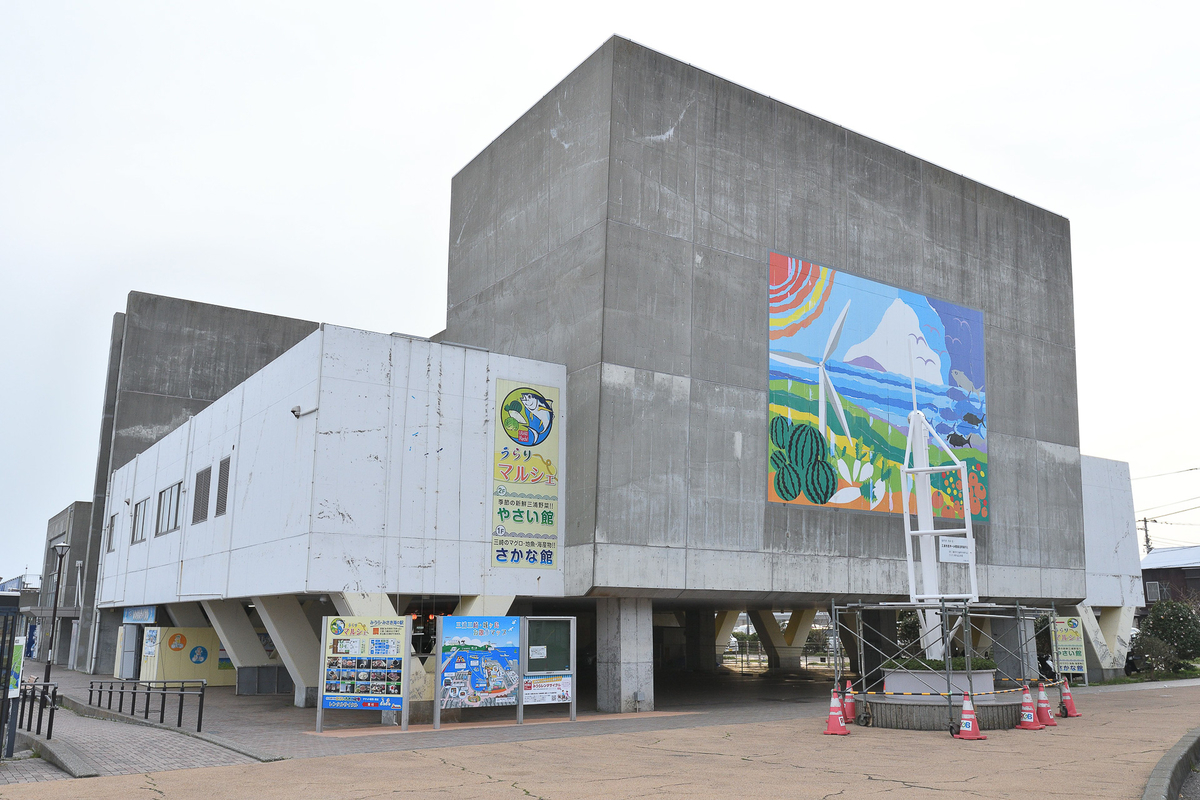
[6,637,23,700]
[319,616,407,710]
[439,616,520,708]
[1052,616,1086,674]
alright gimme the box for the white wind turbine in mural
[770,300,852,453]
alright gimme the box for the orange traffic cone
[1035,682,1058,726]
[824,689,849,735]
[954,692,987,740]
[1060,678,1082,717]
[843,680,856,725]
[1015,684,1045,730]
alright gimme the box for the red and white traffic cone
[1015,684,1045,730]
[1035,682,1058,726]
[824,688,849,735]
[953,692,987,740]
[1060,677,1082,718]
[843,680,856,725]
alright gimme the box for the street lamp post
[43,542,71,683]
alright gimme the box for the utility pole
[1142,517,1153,553]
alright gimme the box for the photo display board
[492,379,561,569]
[320,616,407,710]
[1052,616,1086,673]
[439,616,520,708]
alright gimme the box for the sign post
[315,615,408,734]
[522,616,576,722]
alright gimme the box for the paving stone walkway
[0,751,67,785]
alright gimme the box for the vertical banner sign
[492,380,560,568]
[7,637,23,699]
[439,617,520,708]
[320,616,407,710]
[1052,616,1086,673]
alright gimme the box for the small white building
[96,325,566,705]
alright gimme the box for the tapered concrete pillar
[165,603,208,628]
[597,598,653,713]
[749,609,817,671]
[253,595,320,707]
[201,599,272,668]
[331,593,406,617]
[453,595,515,616]
[685,608,717,672]
[714,611,739,667]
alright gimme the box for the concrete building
[75,292,317,674]
[22,502,91,666]
[91,38,1104,714]
[97,325,566,707]
[443,37,1083,710]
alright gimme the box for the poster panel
[768,253,988,521]
[522,674,572,706]
[439,616,520,708]
[492,380,561,569]
[320,616,407,710]
[6,637,23,700]
[1053,616,1086,673]
[123,606,157,624]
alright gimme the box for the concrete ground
[2,666,1198,798]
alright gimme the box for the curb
[1143,724,1200,800]
[57,694,285,763]
[15,730,100,779]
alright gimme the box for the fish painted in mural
[966,433,985,450]
[946,432,969,448]
[949,369,981,399]
[962,412,985,427]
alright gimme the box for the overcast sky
[2,1,1198,579]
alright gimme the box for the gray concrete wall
[445,36,1085,605]
[38,501,90,663]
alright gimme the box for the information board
[1052,616,1086,674]
[523,673,572,705]
[319,616,407,710]
[6,637,23,700]
[439,616,520,708]
[526,618,571,673]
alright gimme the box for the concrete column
[714,611,739,667]
[596,598,653,713]
[331,593,404,617]
[201,600,272,668]
[165,603,208,628]
[1077,604,1134,682]
[252,595,320,707]
[452,595,515,616]
[684,608,717,672]
[749,609,817,671]
[992,614,1037,684]
[859,610,899,689]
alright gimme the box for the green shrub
[1143,601,1200,660]
[1131,633,1179,674]
[882,656,997,671]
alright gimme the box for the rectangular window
[106,514,117,552]
[131,499,148,544]
[215,456,230,517]
[192,466,211,524]
[156,482,182,535]
[1146,581,1160,602]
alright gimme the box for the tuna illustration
[949,369,981,399]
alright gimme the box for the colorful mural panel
[767,252,988,521]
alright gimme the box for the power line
[1137,494,1200,514]
[1133,467,1200,480]
[1149,504,1200,520]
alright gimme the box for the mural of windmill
[768,300,852,454]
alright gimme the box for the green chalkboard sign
[526,618,571,673]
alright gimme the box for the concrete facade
[77,292,317,674]
[27,502,91,665]
[444,36,1084,607]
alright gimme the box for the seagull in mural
[769,300,852,452]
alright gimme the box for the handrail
[17,682,58,740]
[87,679,207,732]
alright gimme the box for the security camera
[291,406,302,418]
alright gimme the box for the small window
[156,482,182,535]
[192,467,211,524]
[106,514,117,553]
[215,456,231,517]
[1146,581,1160,602]
[131,499,148,544]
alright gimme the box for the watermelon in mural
[767,252,988,521]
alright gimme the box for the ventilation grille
[192,467,211,524]
[215,457,231,516]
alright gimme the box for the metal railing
[17,682,58,740]
[88,679,207,732]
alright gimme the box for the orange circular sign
[168,634,187,651]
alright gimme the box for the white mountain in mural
[843,299,943,385]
